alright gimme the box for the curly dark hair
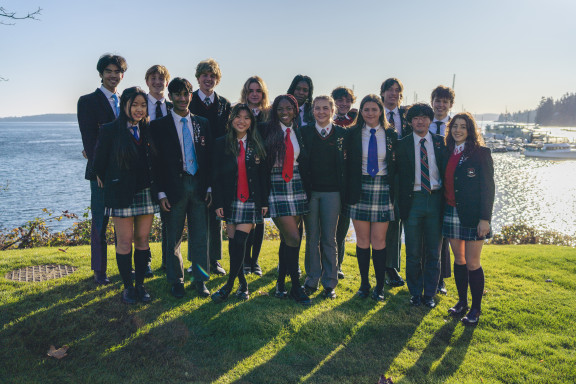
[262,94,299,168]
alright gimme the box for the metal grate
[5,264,77,282]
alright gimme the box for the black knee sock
[453,263,469,303]
[277,240,287,288]
[234,231,249,289]
[244,229,254,266]
[225,231,249,290]
[285,244,301,289]
[116,251,133,289]
[468,267,484,310]
[356,246,371,288]
[372,248,387,291]
[252,223,264,264]
[133,248,150,286]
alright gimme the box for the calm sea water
[1,122,575,237]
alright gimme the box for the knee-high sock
[235,231,249,289]
[468,267,484,310]
[453,263,469,303]
[284,244,301,289]
[134,248,151,286]
[252,223,265,264]
[226,231,249,291]
[244,229,254,266]
[277,240,287,288]
[372,248,387,291]
[356,246,371,288]
[116,251,133,289]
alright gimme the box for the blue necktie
[131,126,139,141]
[367,128,379,177]
[181,117,198,175]
[111,94,120,117]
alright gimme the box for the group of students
[78,53,494,327]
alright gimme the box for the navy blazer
[150,112,213,203]
[449,146,495,227]
[211,136,269,218]
[396,132,447,221]
[300,123,349,201]
[189,90,231,139]
[77,88,116,180]
[345,125,397,205]
[93,120,157,209]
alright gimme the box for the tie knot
[180,117,187,123]
[156,100,162,106]
[420,138,426,145]
[286,127,291,134]
[111,94,118,101]
[370,128,376,134]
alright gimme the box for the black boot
[116,251,136,304]
[285,243,310,305]
[371,248,387,301]
[356,246,371,298]
[134,249,152,302]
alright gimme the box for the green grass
[1,243,575,383]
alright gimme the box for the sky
[1,0,575,118]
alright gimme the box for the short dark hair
[168,77,193,94]
[380,78,404,95]
[405,103,434,122]
[331,86,356,103]
[96,54,128,75]
[431,85,455,104]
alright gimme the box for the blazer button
[455,190,458,193]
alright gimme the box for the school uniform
[429,117,449,137]
[77,86,118,281]
[301,122,348,291]
[396,132,447,302]
[190,90,231,270]
[150,110,213,287]
[333,111,357,128]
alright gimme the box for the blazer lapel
[96,88,116,121]
[406,134,416,174]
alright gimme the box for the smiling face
[293,81,310,106]
[99,64,123,92]
[381,82,402,110]
[334,96,352,115]
[232,109,251,139]
[126,95,147,124]
[276,98,296,126]
[146,73,168,98]
[197,72,219,95]
[247,82,263,107]
[451,117,468,145]
[432,97,453,120]
[361,101,382,128]
[313,99,334,127]
[169,89,192,116]
[411,115,432,137]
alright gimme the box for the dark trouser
[335,213,350,270]
[164,175,209,284]
[90,180,109,274]
[304,191,340,290]
[160,211,168,267]
[439,238,452,278]
[386,178,402,270]
[403,191,442,297]
[208,210,222,263]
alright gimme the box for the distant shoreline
[0,113,76,122]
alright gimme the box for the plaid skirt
[345,175,394,222]
[442,205,492,241]
[106,188,160,218]
[268,166,310,218]
[225,199,264,224]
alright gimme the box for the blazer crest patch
[190,118,201,143]
[467,168,477,177]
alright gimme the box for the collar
[315,122,332,135]
[299,105,305,112]
[237,135,247,145]
[385,106,399,115]
[171,109,191,125]
[433,116,450,124]
[280,123,293,133]
[364,124,382,132]
[148,94,166,104]
[198,90,215,103]
[454,142,465,154]
[99,85,117,101]
[413,131,433,145]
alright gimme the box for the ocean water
[0,122,575,237]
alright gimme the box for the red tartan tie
[282,128,294,182]
[237,140,249,202]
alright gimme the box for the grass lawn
[1,242,575,384]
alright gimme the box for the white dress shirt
[315,122,332,137]
[385,107,402,137]
[429,116,450,136]
[147,94,168,120]
[198,89,215,105]
[361,124,387,176]
[299,105,308,126]
[99,86,119,116]
[413,132,441,191]
[274,123,300,167]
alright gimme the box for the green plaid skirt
[268,166,309,218]
[106,188,160,218]
[344,175,394,222]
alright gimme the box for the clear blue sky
[1,0,575,117]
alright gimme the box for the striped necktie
[420,138,431,193]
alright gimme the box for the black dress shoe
[93,272,111,285]
[302,284,318,296]
[171,283,185,298]
[144,263,154,278]
[211,287,230,303]
[236,287,250,301]
[275,283,288,299]
[371,288,385,302]
[385,269,405,287]
[251,263,263,276]
[211,261,226,275]
[193,281,210,297]
[448,301,469,316]
[243,264,252,275]
[356,284,371,299]
[437,279,448,295]
[135,285,151,302]
[122,287,137,304]
[410,295,421,306]
[289,286,311,305]
[337,269,345,280]
[461,308,481,326]
[422,295,436,308]
[323,288,336,299]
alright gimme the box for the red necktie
[282,128,294,182]
[237,140,249,202]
